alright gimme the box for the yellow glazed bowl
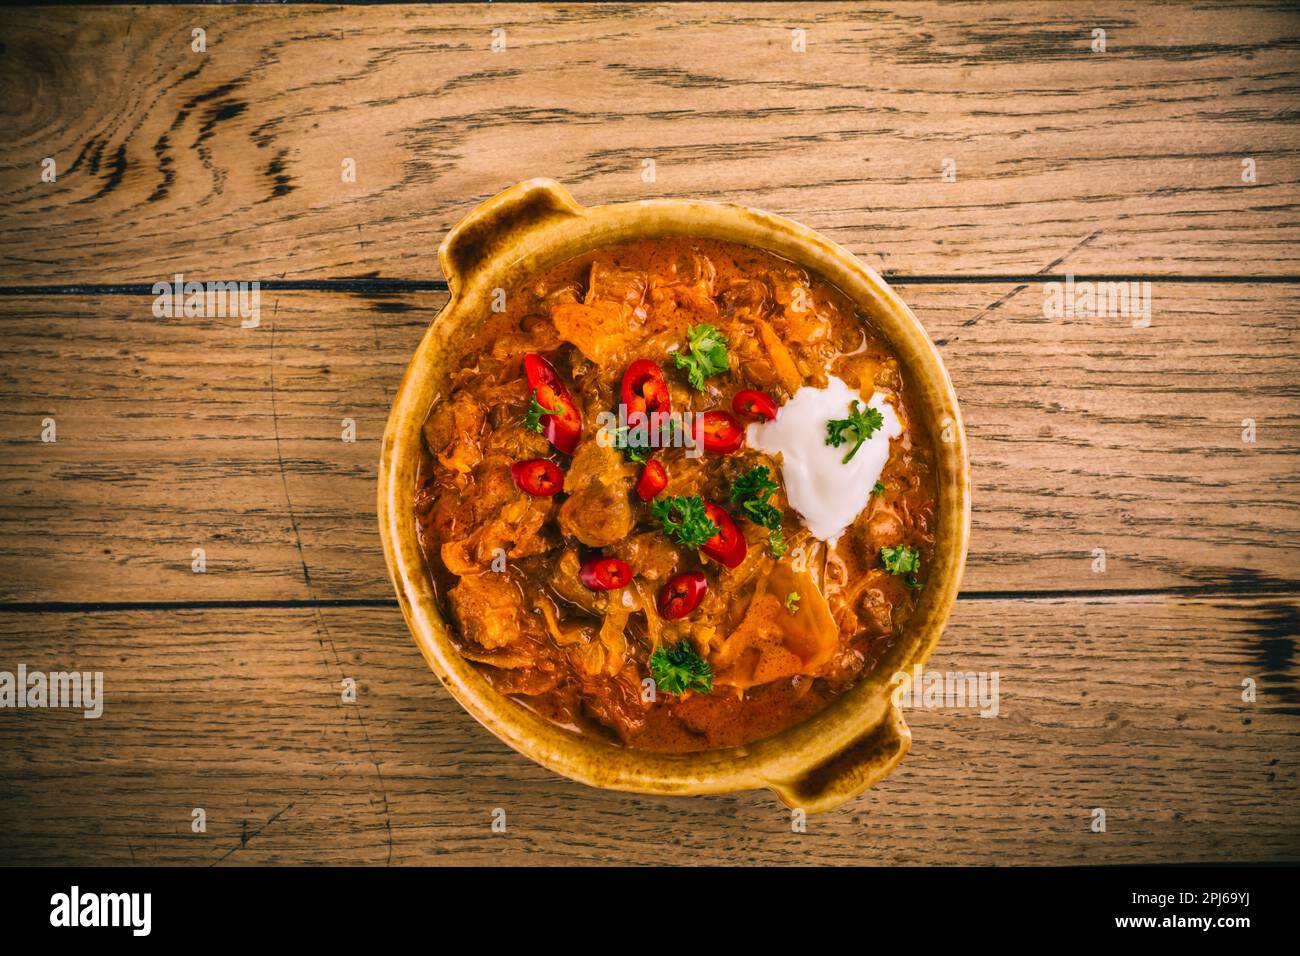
[378,179,970,812]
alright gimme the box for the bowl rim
[378,178,971,812]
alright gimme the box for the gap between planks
[3,583,1300,615]
[2,275,1300,298]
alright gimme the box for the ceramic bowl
[378,179,970,812]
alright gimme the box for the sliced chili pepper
[636,459,668,501]
[511,458,564,497]
[621,359,672,418]
[700,503,747,568]
[732,388,778,422]
[700,409,744,455]
[579,556,634,591]
[523,353,582,454]
[657,571,708,620]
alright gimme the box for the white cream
[747,375,902,543]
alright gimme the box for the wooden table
[1,2,1297,866]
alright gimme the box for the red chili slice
[732,389,778,422]
[657,571,708,620]
[700,409,744,455]
[579,556,634,591]
[636,459,668,501]
[621,359,672,418]
[700,503,747,568]
[511,459,564,497]
[523,353,582,455]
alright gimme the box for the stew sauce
[415,238,937,752]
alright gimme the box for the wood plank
[0,283,1295,602]
[0,289,424,603]
[2,3,1299,284]
[934,279,1300,594]
[0,595,1295,865]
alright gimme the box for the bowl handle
[763,703,912,814]
[437,178,586,297]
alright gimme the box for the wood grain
[2,2,1299,284]
[0,595,1295,865]
[1,1,1297,869]
[0,283,1294,603]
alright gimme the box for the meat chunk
[532,276,583,308]
[586,261,648,311]
[648,251,718,327]
[865,502,906,549]
[558,602,629,680]
[437,458,558,574]
[649,282,718,330]
[449,572,529,650]
[548,262,652,366]
[423,392,485,476]
[580,664,651,741]
[666,249,716,294]
[557,441,636,547]
[856,582,894,637]
[607,532,681,583]
[768,269,831,344]
[550,300,636,366]
[718,277,772,323]
[481,666,562,696]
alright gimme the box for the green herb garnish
[612,426,651,463]
[651,495,719,550]
[730,465,785,556]
[881,545,920,578]
[786,591,801,614]
[825,400,885,463]
[872,480,886,496]
[523,388,562,434]
[731,466,780,525]
[673,323,730,390]
[612,417,676,464]
[649,641,713,696]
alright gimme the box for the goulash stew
[415,239,936,752]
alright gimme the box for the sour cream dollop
[747,376,902,543]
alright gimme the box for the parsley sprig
[612,417,677,464]
[673,323,729,390]
[825,400,885,464]
[649,641,713,696]
[651,495,718,550]
[881,545,923,589]
[730,465,786,557]
[523,388,562,434]
[612,426,651,464]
